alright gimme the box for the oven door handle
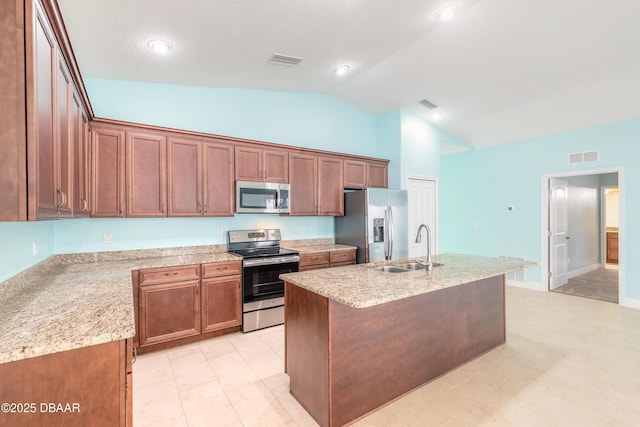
[243,255,300,267]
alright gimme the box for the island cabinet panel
[285,275,505,427]
[0,339,132,427]
[126,131,167,217]
[91,125,125,217]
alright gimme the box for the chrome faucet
[414,224,433,271]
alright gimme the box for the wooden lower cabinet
[299,250,356,272]
[138,279,202,347]
[135,261,242,352]
[0,339,132,427]
[607,232,619,264]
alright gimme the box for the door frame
[405,175,439,256]
[600,186,618,266]
[541,167,624,304]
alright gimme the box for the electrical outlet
[217,228,223,238]
[32,240,38,256]
[103,232,112,244]
[300,226,305,234]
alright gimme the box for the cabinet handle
[132,347,137,365]
[62,191,67,208]
[81,198,88,212]
[204,204,208,214]
[120,202,124,217]
[164,272,179,276]
[196,283,200,294]
[198,202,202,213]
[216,266,228,271]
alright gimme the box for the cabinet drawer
[202,261,242,278]
[300,252,330,267]
[139,264,201,286]
[330,250,356,265]
[299,263,329,272]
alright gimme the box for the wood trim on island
[284,275,506,427]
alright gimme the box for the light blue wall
[375,110,402,188]
[54,216,333,253]
[440,119,640,301]
[0,222,55,281]
[400,110,441,184]
[85,79,377,157]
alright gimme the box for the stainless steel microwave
[236,181,290,214]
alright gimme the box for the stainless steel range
[227,229,299,332]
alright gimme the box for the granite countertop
[283,243,356,254]
[280,253,536,308]
[0,245,240,364]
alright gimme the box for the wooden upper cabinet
[318,156,344,216]
[289,152,318,215]
[71,97,90,217]
[126,131,167,217]
[91,125,125,217]
[56,54,73,218]
[344,159,388,189]
[31,8,58,220]
[235,145,288,183]
[167,137,234,217]
[367,162,388,188]
[343,160,367,189]
[203,140,234,216]
[168,137,201,216]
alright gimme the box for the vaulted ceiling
[58,0,640,149]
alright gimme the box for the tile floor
[134,286,640,426]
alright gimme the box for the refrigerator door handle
[388,205,394,260]
[383,207,389,259]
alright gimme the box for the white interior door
[407,177,437,258]
[549,178,569,289]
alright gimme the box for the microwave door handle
[276,190,281,210]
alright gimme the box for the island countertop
[0,245,240,364]
[280,253,536,308]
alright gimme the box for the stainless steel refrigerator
[335,188,408,263]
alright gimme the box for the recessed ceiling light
[147,39,173,54]
[435,4,460,21]
[334,65,351,76]
[432,111,443,120]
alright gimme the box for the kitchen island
[280,253,535,427]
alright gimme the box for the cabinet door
[139,280,201,346]
[92,126,125,217]
[367,162,388,188]
[201,275,242,333]
[71,94,90,217]
[264,149,289,183]
[343,160,367,189]
[235,145,262,181]
[318,156,344,216]
[167,137,201,216]
[56,55,73,218]
[289,152,318,215]
[126,131,167,217]
[203,141,234,216]
[32,9,58,219]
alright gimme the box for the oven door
[242,260,299,306]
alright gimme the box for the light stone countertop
[0,245,240,364]
[280,253,536,308]
[282,243,357,254]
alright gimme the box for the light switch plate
[103,232,113,243]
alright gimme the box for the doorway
[406,176,438,259]
[543,169,622,304]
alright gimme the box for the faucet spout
[414,224,433,270]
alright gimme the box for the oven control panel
[228,229,281,243]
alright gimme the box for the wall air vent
[419,98,438,110]
[269,54,303,66]
[568,150,600,165]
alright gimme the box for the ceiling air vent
[568,150,600,165]
[269,54,303,67]
[419,98,438,110]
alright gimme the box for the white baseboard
[620,298,640,310]
[567,263,601,279]
[506,280,545,291]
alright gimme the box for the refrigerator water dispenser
[373,218,385,242]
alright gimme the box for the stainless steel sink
[373,262,443,273]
